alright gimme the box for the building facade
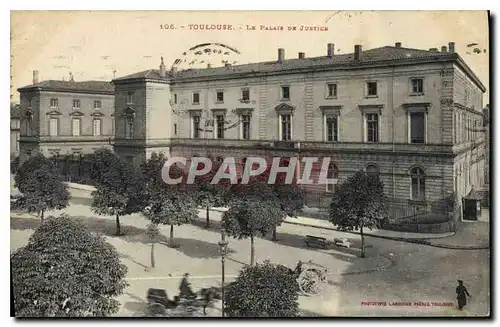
[112,42,486,218]
[17,71,115,163]
[10,103,21,157]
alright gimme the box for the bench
[333,237,351,248]
[304,235,329,249]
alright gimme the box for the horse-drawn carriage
[293,260,329,297]
[146,286,222,317]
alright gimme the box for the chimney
[395,42,402,48]
[441,46,447,53]
[69,72,74,82]
[298,52,305,59]
[170,66,177,74]
[429,48,438,52]
[225,63,232,68]
[278,48,285,62]
[207,63,212,68]
[327,43,335,57]
[159,56,166,77]
[32,70,39,84]
[448,42,455,53]
[354,45,362,60]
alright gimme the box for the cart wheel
[298,269,325,296]
[148,303,166,316]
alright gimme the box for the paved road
[10,194,491,317]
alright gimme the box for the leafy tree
[224,261,299,317]
[329,170,388,258]
[11,215,128,317]
[146,222,160,268]
[222,191,285,266]
[142,154,198,247]
[193,157,230,228]
[13,155,69,224]
[90,149,145,236]
[273,182,305,241]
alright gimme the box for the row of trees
[13,149,388,262]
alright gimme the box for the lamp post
[218,228,229,317]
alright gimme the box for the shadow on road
[11,216,40,231]
[158,238,236,259]
[123,301,147,316]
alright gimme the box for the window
[25,116,33,136]
[72,118,81,136]
[174,123,177,136]
[174,94,178,104]
[49,118,58,136]
[410,112,425,143]
[93,100,101,109]
[411,78,424,94]
[112,118,115,135]
[192,115,200,139]
[126,92,134,104]
[27,98,32,108]
[281,86,290,100]
[410,167,425,201]
[216,91,224,103]
[241,114,251,140]
[93,119,101,136]
[241,88,250,101]
[216,115,225,139]
[325,116,338,142]
[326,83,338,98]
[50,98,58,108]
[72,99,81,109]
[365,164,380,176]
[367,82,378,97]
[366,113,379,142]
[125,116,134,139]
[326,163,339,193]
[193,92,200,104]
[280,114,292,141]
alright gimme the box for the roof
[10,104,20,118]
[113,46,486,92]
[18,80,114,95]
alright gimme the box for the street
[10,193,490,317]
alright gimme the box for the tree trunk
[360,225,365,258]
[150,242,155,268]
[206,206,210,228]
[40,209,45,224]
[115,213,121,236]
[250,235,255,266]
[169,224,175,247]
[272,227,277,241]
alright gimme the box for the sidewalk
[211,207,490,250]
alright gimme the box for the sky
[10,11,489,103]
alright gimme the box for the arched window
[326,162,338,193]
[365,164,380,176]
[410,167,425,201]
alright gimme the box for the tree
[146,222,160,268]
[273,183,305,241]
[142,154,198,248]
[90,149,145,236]
[11,215,128,317]
[222,191,285,266]
[329,170,388,258]
[193,157,230,228]
[224,261,300,317]
[13,155,69,224]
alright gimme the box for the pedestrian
[456,280,471,311]
[179,272,196,299]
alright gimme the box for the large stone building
[112,42,486,216]
[18,71,115,162]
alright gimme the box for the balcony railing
[20,135,114,143]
